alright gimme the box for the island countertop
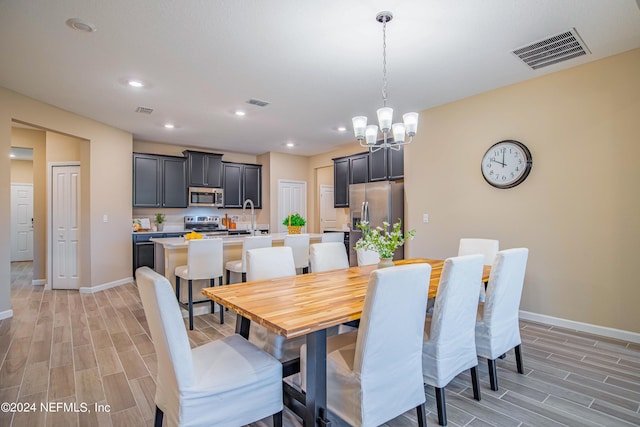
[150,232,324,248]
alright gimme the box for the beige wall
[315,165,349,231]
[10,159,33,183]
[405,49,640,333]
[1,86,133,315]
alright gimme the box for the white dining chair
[321,232,345,243]
[246,246,308,366]
[422,254,484,426]
[225,235,272,284]
[309,242,349,272]
[356,247,380,266]
[458,238,499,302]
[174,238,224,330]
[284,233,310,274]
[135,267,283,427]
[299,264,431,426]
[475,248,529,391]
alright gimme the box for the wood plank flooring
[1,261,639,426]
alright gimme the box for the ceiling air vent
[246,98,270,107]
[512,28,590,70]
[135,106,154,114]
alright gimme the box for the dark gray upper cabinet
[387,144,404,180]
[133,154,161,207]
[368,140,404,181]
[368,143,388,182]
[184,150,223,188]
[222,162,262,209]
[334,158,350,208]
[133,153,187,208]
[349,153,369,184]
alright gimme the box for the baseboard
[0,309,14,320]
[79,277,134,294]
[519,310,640,344]
[32,279,46,286]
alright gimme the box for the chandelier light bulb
[403,112,419,136]
[352,116,367,140]
[376,107,393,133]
[365,125,379,146]
[392,123,406,143]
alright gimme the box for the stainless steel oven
[188,187,224,207]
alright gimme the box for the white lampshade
[352,116,367,140]
[365,125,378,146]
[403,112,419,136]
[376,107,393,132]
[392,123,406,143]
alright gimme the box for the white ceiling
[1,0,639,156]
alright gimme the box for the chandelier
[352,11,418,152]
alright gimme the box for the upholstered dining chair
[245,246,307,365]
[299,264,432,427]
[309,242,349,272]
[174,238,224,330]
[135,267,283,427]
[321,231,345,243]
[475,248,529,391]
[458,238,499,302]
[225,235,272,284]
[356,247,380,266]
[422,254,485,426]
[284,233,310,274]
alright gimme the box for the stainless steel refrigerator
[348,181,404,266]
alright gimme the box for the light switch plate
[423,214,429,223]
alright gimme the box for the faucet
[242,199,255,234]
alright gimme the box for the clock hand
[490,158,506,167]
[502,148,506,168]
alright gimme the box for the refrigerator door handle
[361,202,366,224]
[364,201,370,223]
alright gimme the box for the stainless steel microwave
[188,187,224,207]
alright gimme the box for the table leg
[305,329,330,427]
[235,315,250,339]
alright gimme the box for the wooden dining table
[202,258,491,427]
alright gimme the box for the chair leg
[226,269,230,285]
[416,402,427,427]
[218,276,224,324]
[272,410,283,427]
[303,266,309,274]
[515,344,524,374]
[435,386,447,426]
[154,406,164,427]
[470,366,481,401]
[188,279,194,330]
[487,358,498,391]
[209,278,215,313]
[241,272,246,282]
[175,276,180,300]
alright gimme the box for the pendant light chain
[382,18,388,107]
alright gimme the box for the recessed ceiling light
[286,142,295,148]
[235,110,246,116]
[164,123,175,129]
[66,18,96,33]
[128,80,144,88]
[337,126,347,132]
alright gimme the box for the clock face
[481,140,532,189]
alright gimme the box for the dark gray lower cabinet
[334,158,350,207]
[133,233,185,274]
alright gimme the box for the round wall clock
[481,140,532,189]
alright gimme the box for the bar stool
[225,235,272,284]
[321,232,344,243]
[284,234,310,274]
[175,238,224,330]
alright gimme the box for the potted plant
[283,213,306,234]
[154,213,166,231]
[355,219,415,268]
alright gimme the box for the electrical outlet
[103,214,108,223]
[423,214,429,223]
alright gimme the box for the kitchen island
[151,233,324,294]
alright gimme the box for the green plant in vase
[154,213,166,231]
[355,219,415,266]
[283,213,306,234]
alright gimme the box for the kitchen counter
[151,233,324,297]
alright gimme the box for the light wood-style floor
[1,261,639,426]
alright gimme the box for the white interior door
[319,184,337,232]
[278,180,307,233]
[11,184,34,261]
[52,165,81,290]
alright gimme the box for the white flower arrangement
[355,219,415,259]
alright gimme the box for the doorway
[278,180,307,233]
[319,184,337,232]
[50,164,81,290]
[10,184,34,261]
